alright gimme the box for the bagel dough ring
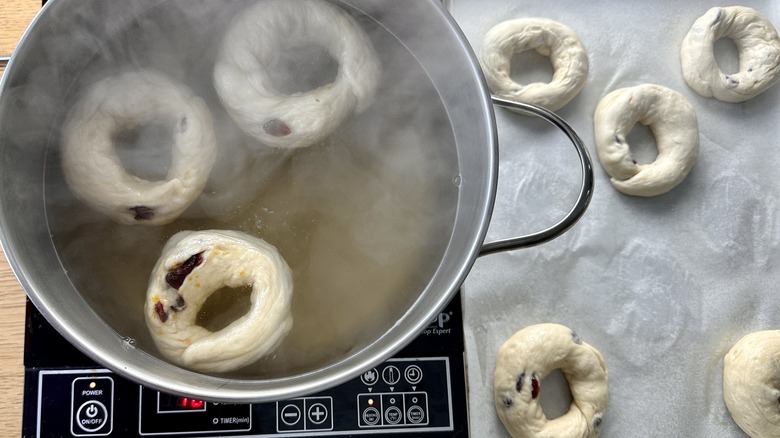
[61,70,217,225]
[144,230,293,373]
[681,6,780,102]
[214,0,381,149]
[723,330,780,438]
[493,323,609,438]
[593,84,699,197]
[480,18,589,111]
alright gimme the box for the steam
[3,0,462,377]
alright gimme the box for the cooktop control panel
[22,294,469,437]
[31,357,459,437]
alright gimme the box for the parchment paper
[448,1,780,436]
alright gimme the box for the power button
[71,376,114,436]
[75,401,108,432]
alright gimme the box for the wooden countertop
[1,1,43,435]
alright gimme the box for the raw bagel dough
[145,230,293,373]
[681,6,780,102]
[723,330,780,438]
[214,0,381,149]
[480,18,589,111]
[61,70,217,225]
[493,323,608,438]
[593,84,699,197]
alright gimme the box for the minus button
[280,404,302,426]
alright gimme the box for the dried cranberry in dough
[144,230,293,373]
[61,70,216,225]
[213,0,380,149]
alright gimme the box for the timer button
[407,405,425,424]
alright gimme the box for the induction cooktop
[21,291,469,437]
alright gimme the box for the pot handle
[479,96,594,257]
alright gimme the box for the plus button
[307,403,328,425]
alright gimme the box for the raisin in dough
[681,6,780,102]
[594,84,699,197]
[493,323,609,438]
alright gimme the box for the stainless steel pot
[0,0,592,401]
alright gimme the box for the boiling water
[43,1,460,378]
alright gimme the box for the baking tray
[449,1,780,436]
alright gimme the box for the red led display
[174,397,205,410]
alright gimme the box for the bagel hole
[196,286,252,332]
[509,49,554,86]
[714,37,740,75]
[113,123,173,181]
[265,44,339,94]
[538,369,573,420]
[626,123,658,165]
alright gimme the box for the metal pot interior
[0,0,495,401]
